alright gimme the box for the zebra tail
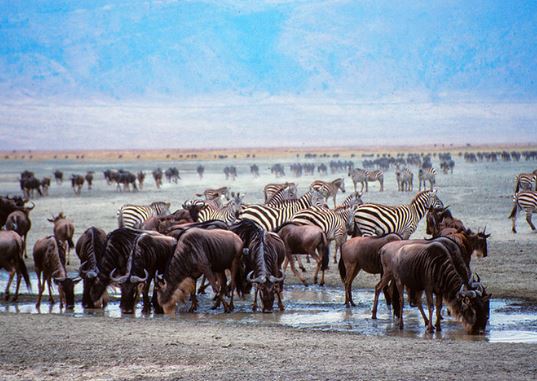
[338,256,346,282]
[321,233,329,271]
[508,201,519,219]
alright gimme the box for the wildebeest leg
[526,211,536,230]
[435,293,443,331]
[275,285,285,311]
[23,234,28,258]
[151,287,163,314]
[287,252,308,286]
[12,273,22,302]
[395,279,404,329]
[372,272,392,319]
[189,291,199,312]
[425,290,434,333]
[344,262,359,308]
[295,255,307,271]
[197,275,208,294]
[47,278,55,304]
[35,272,44,308]
[4,270,15,301]
[142,282,151,313]
[252,287,259,312]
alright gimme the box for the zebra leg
[526,211,536,230]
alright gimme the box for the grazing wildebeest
[277,222,329,286]
[85,171,94,190]
[33,236,81,309]
[47,212,75,265]
[40,177,51,196]
[155,227,243,314]
[338,233,402,308]
[110,232,177,314]
[152,168,163,189]
[231,220,286,312]
[71,174,85,195]
[373,241,490,334]
[20,174,42,199]
[75,227,107,308]
[0,230,31,302]
[5,207,33,258]
[54,170,63,185]
[137,171,145,190]
[426,206,466,237]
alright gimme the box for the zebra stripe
[396,167,414,192]
[239,190,324,231]
[514,173,537,193]
[310,178,346,207]
[354,190,443,240]
[263,182,297,203]
[117,202,171,229]
[509,191,537,233]
[265,183,298,206]
[197,194,243,226]
[418,168,437,191]
[348,169,384,192]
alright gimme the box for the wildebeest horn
[54,276,67,282]
[24,201,35,211]
[246,271,266,284]
[268,274,284,283]
[71,275,82,283]
[130,269,149,283]
[110,268,129,284]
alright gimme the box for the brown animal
[373,240,490,334]
[85,171,94,190]
[156,227,243,314]
[137,171,145,190]
[41,177,51,196]
[0,195,28,227]
[33,236,81,309]
[5,206,33,258]
[277,222,329,286]
[71,174,85,195]
[0,230,31,301]
[338,233,402,307]
[426,206,466,237]
[75,227,107,308]
[47,212,75,265]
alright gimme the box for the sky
[1,0,537,150]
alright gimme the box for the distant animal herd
[1,148,536,336]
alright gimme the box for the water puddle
[1,274,536,344]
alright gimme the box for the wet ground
[2,277,537,344]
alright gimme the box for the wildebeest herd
[1,149,536,336]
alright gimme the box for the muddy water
[2,278,537,344]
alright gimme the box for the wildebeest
[5,207,33,258]
[196,165,205,180]
[0,230,31,302]
[54,170,63,185]
[71,174,85,195]
[152,168,163,189]
[40,177,51,196]
[137,171,145,190]
[85,171,94,190]
[20,174,42,199]
[33,236,81,309]
[75,227,107,308]
[47,212,75,265]
[141,209,195,232]
[165,167,180,183]
[110,231,177,314]
[373,240,490,334]
[426,206,466,237]
[338,233,402,308]
[155,227,243,314]
[231,220,286,312]
[0,195,29,227]
[117,170,138,192]
[277,223,329,286]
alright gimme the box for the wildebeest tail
[15,245,31,291]
[338,256,346,282]
[321,232,329,271]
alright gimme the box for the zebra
[310,178,346,207]
[514,173,537,193]
[265,186,298,206]
[292,203,357,264]
[348,169,384,192]
[197,193,244,226]
[353,189,444,240]
[509,191,537,233]
[396,167,414,192]
[117,201,171,229]
[239,190,325,232]
[195,186,230,208]
[418,168,437,191]
[264,182,297,203]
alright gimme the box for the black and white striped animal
[239,190,325,232]
[396,167,413,192]
[117,201,171,229]
[509,190,537,233]
[418,168,437,191]
[197,193,244,226]
[348,169,384,192]
[514,172,537,193]
[196,187,230,208]
[310,178,346,207]
[353,189,444,240]
[264,182,297,203]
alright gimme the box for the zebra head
[310,189,325,207]
[426,189,444,209]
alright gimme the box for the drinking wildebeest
[277,222,329,286]
[33,236,81,309]
[231,220,286,312]
[110,232,177,314]
[5,207,33,258]
[47,212,75,265]
[75,227,107,308]
[373,240,490,334]
[155,227,243,314]
[0,230,31,302]
[338,233,402,308]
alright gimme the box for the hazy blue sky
[1,0,537,149]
